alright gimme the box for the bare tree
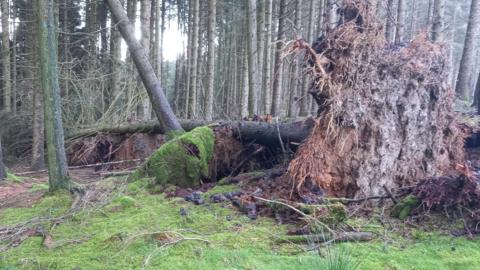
[455,0,480,100]
[35,0,72,191]
[271,0,286,116]
[205,0,216,120]
[106,0,183,132]
[1,0,11,112]
[431,0,444,42]
[247,0,260,117]
[395,0,406,43]
[262,0,273,114]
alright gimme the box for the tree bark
[0,135,5,181]
[262,0,273,114]
[299,0,316,116]
[68,118,315,148]
[395,0,406,44]
[1,0,11,112]
[187,0,200,119]
[140,0,152,120]
[455,0,480,100]
[105,0,183,133]
[431,0,444,42]
[475,72,480,114]
[205,0,216,121]
[35,0,72,191]
[271,0,286,117]
[247,0,260,117]
[326,0,337,31]
[385,0,396,43]
[287,0,302,118]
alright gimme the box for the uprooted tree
[287,1,464,198]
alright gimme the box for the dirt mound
[287,0,464,198]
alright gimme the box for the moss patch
[392,195,421,219]
[136,127,215,188]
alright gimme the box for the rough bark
[395,0,406,44]
[187,0,200,119]
[0,136,5,181]
[106,0,183,133]
[262,0,273,114]
[455,0,480,100]
[247,0,260,117]
[67,118,315,148]
[287,0,302,118]
[205,0,216,121]
[1,0,11,112]
[271,0,286,117]
[110,0,123,107]
[35,0,72,191]
[326,0,337,31]
[257,0,265,115]
[431,0,444,42]
[140,0,152,120]
[299,0,316,116]
[385,0,396,43]
[475,72,480,114]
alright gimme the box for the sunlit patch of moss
[4,168,26,184]
[204,184,241,197]
[136,127,215,188]
[2,179,480,270]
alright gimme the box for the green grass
[1,182,480,270]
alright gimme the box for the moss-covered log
[134,127,215,188]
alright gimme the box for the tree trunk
[288,0,302,118]
[105,0,183,133]
[326,0,337,31]
[455,0,480,100]
[476,72,480,114]
[205,0,216,121]
[431,0,444,42]
[188,0,200,119]
[0,136,5,181]
[68,119,315,148]
[247,0,260,117]
[1,0,11,112]
[299,0,316,116]
[241,50,249,118]
[262,0,273,114]
[110,0,123,110]
[35,0,72,191]
[257,0,265,115]
[140,0,152,120]
[271,0,286,117]
[385,0,396,43]
[395,0,406,44]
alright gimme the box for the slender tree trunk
[247,0,260,117]
[288,0,302,118]
[205,0,216,121]
[271,0,286,116]
[263,0,273,115]
[455,0,480,100]
[140,0,152,120]
[385,0,396,43]
[0,136,5,181]
[395,0,406,43]
[35,0,72,191]
[475,72,480,114]
[106,0,183,133]
[431,0,444,42]
[110,0,124,108]
[326,0,337,31]
[300,0,316,116]
[241,49,249,118]
[257,0,265,114]
[1,0,11,112]
[11,16,16,114]
[188,0,199,119]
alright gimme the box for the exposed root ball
[287,0,464,198]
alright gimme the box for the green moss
[29,183,49,193]
[5,169,25,184]
[115,196,137,208]
[2,180,480,270]
[137,127,215,188]
[392,195,421,219]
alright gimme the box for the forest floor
[1,168,480,270]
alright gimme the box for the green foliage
[319,246,360,270]
[136,127,215,188]
[115,196,137,208]
[5,168,25,183]
[391,195,421,219]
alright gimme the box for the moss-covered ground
[1,178,480,270]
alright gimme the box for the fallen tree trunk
[66,118,315,147]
